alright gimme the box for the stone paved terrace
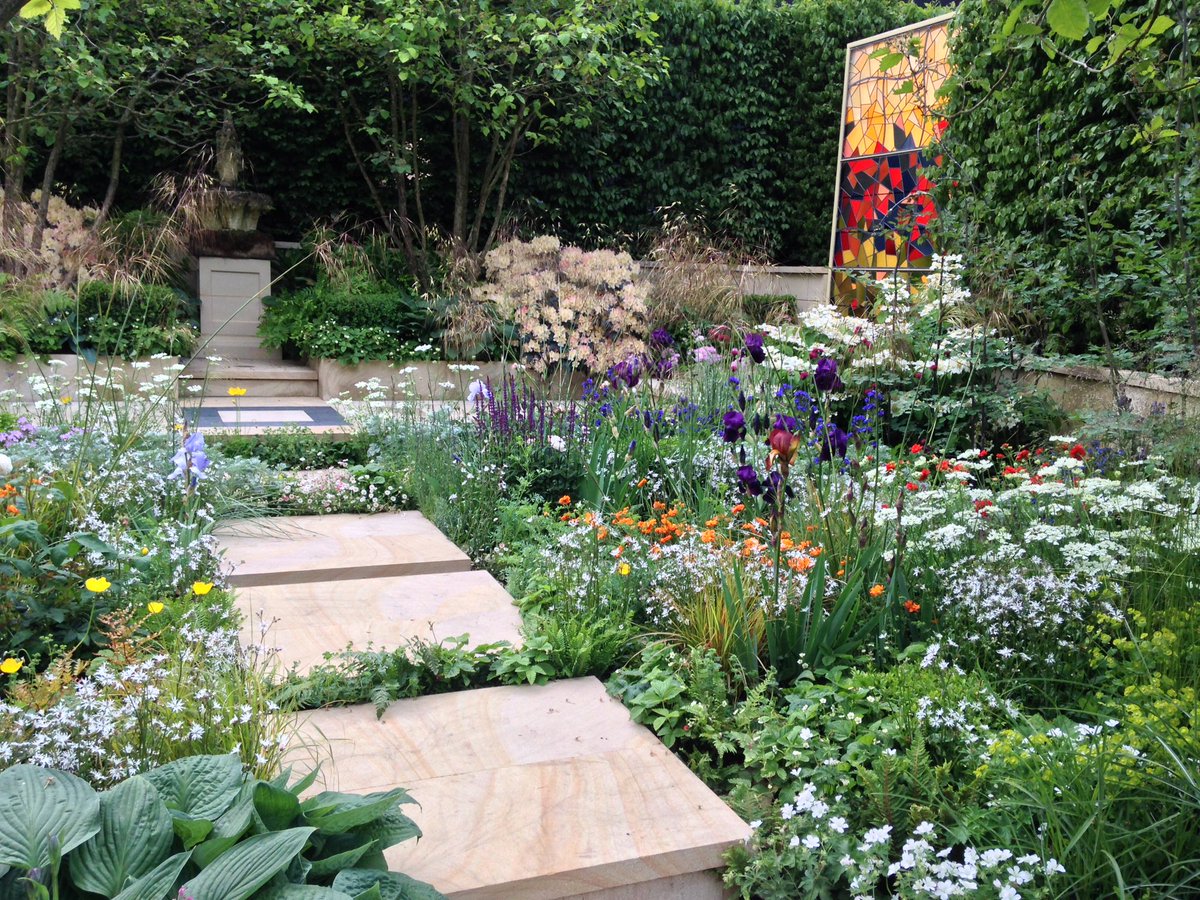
[222,511,750,898]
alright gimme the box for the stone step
[218,512,472,587]
[195,335,283,363]
[240,570,523,672]
[295,678,750,899]
[183,359,318,398]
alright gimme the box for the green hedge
[510,0,929,264]
[944,0,1198,362]
[70,0,926,269]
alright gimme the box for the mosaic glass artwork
[831,16,951,302]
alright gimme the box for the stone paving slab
[295,678,750,899]
[218,512,472,587]
[240,570,523,672]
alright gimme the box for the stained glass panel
[832,15,951,305]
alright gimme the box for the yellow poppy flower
[192,581,214,596]
[618,562,631,576]
[85,576,111,593]
[147,601,165,615]
[227,387,247,397]
[1,658,22,675]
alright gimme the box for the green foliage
[945,0,1199,364]
[0,756,441,897]
[0,285,74,358]
[319,0,668,284]
[76,281,196,359]
[213,429,372,471]
[510,0,928,265]
[260,285,436,364]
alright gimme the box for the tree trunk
[30,112,70,251]
[91,105,134,235]
[451,108,470,259]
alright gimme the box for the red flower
[905,482,919,492]
[1069,444,1087,460]
[766,427,801,473]
[974,499,994,518]
[903,600,921,614]
[910,443,924,454]
[918,468,930,482]
[1015,449,1030,462]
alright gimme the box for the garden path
[219,512,751,899]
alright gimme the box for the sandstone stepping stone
[218,512,471,587]
[240,570,524,672]
[294,678,751,899]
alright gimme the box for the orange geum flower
[705,518,720,528]
[700,529,717,544]
[869,584,886,598]
[731,503,746,515]
[637,478,648,488]
[652,500,667,511]
[558,495,572,506]
[596,526,608,541]
[903,600,921,614]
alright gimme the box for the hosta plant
[0,753,442,899]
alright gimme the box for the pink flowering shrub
[475,235,649,375]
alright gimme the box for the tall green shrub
[943,0,1198,365]
[509,0,929,264]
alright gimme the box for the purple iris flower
[651,328,674,347]
[818,424,849,462]
[611,356,642,389]
[744,332,766,364]
[737,464,763,496]
[722,410,746,443]
[170,432,210,483]
[814,357,843,392]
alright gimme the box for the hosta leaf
[254,781,301,832]
[144,755,244,822]
[192,798,254,868]
[111,852,191,900]
[0,766,100,870]
[351,807,421,851]
[331,871,445,900]
[305,839,377,877]
[306,790,411,833]
[256,885,354,899]
[70,776,174,897]
[171,815,213,849]
[180,827,314,900]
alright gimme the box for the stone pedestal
[197,256,278,361]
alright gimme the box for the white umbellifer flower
[413,344,433,352]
